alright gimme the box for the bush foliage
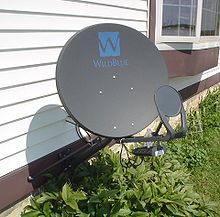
[21,148,216,217]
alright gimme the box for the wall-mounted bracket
[119,85,187,157]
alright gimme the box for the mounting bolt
[131,123,135,126]
[130,87,134,91]
[113,126,117,129]
[113,75,116,79]
[99,90,103,95]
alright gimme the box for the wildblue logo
[92,31,128,69]
[98,32,120,57]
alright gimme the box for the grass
[191,130,220,213]
[166,86,220,214]
[188,87,220,214]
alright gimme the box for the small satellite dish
[56,23,168,138]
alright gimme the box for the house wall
[0,0,149,211]
[162,48,219,77]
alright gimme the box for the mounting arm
[119,85,187,156]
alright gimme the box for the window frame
[156,0,220,43]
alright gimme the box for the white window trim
[147,0,150,38]
[156,0,220,45]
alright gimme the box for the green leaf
[111,201,121,215]
[21,210,42,217]
[30,198,41,210]
[153,207,161,216]
[157,198,173,204]
[67,199,78,210]
[126,189,135,199]
[117,208,131,216]
[141,183,152,200]
[133,189,142,200]
[22,205,36,213]
[166,204,178,214]
[138,200,146,210]
[71,191,87,201]
[150,182,158,198]
[61,183,73,203]
[88,195,101,203]
[186,190,200,199]
[131,211,149,217]
[61,183,86,202]
[145,170,158,178]
[191,210,207,217]
[36,192,58,204]
[61,183,79,210]
[187,204,199,210]
[99,189,118,199]
[43,201,53,217]
[164,162,172,169]
[77,213,90,217]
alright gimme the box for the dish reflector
[56,23,168,138]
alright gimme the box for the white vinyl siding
[0,0,149,177]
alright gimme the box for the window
[201,0,220,36]
[157,0,220,43]
[162,0,197,37]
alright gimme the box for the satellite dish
[56,23,168,138]
[28,24,186,181]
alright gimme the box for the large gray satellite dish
[56,23,168,138]
[27,24,187,181]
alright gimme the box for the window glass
[201,0,220,36]
[162,0,197,36]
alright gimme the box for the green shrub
[21,148,217,217]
